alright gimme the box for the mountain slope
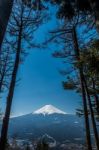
[6,105,85,144]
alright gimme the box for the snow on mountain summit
[33,105,66,115]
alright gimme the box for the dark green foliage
[62,79,76,90]
[77,0,91,12]
[57,0,75,19]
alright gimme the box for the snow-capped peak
[33,105,66,115]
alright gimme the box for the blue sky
[1,5,82,116]
[2,47,81,116]
[10,49,81,116]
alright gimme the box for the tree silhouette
[47,1,99,149]
[0,45,14,94]
[0,1,44,149]
[0,0,13,51]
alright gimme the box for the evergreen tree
[47,1,99,149]
[0,1,44,149]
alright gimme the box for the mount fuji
[3,105,85,144]
[33,104,67,115]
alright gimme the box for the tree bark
[72,26,92,150]
[84,78,99,150]
[0,0,13,51]
[79,70,92,150]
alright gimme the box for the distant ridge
[33,104,67,115]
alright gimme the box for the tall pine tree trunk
[0,21,22,150]
[0,0,13,51]
[79,70,92,150]
[84,78,99,150]
[72,26,92,150]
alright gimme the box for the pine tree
[0,1,43,149]
[47,1,99,149]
